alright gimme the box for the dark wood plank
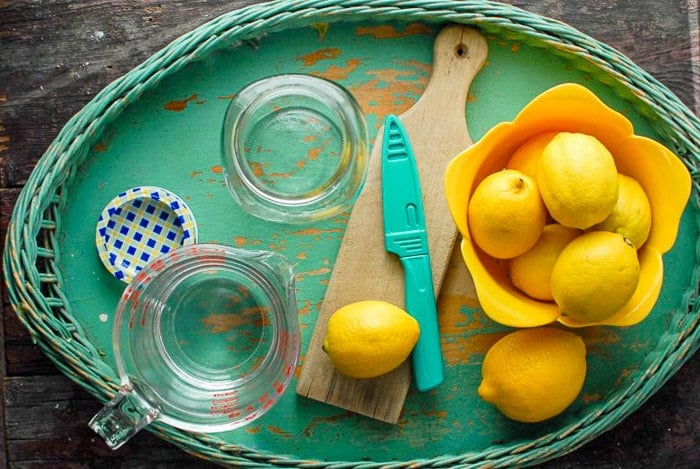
[0,187,19,469]
[512,0,699,113]
[1,188,60,377]
[0,205,6,469]
[6,441,213,469]
[3,375,211,467]
[3,342,59,377]
[0,0,262,187]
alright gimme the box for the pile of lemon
[469,131,650,323]
[322,132,655,424]
[469,131,652,423]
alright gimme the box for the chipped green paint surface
[57,21,697,461]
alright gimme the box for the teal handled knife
[381,114,444,392]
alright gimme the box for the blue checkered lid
[95,186,198,283]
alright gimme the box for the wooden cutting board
[296,24,488,423]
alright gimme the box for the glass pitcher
[89,243,300,449]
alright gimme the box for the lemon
[322,300,420,379]
[551,231,640,323]
[468,169,547,259]
[478,327,587,423]
[506,132,558,180]
[509,223,581,301]
[592,174,652,249]
[538,132,618,229]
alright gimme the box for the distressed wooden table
[1,1,698,467]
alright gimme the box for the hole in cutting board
[454,43,469,58]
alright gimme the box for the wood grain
[296,25,487,423]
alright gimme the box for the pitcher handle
[89,382,160,449]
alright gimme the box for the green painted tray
[5,1,700,466]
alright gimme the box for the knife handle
[401,254,444,391]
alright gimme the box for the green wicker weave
[4,0,700,466]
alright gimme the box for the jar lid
[95,186,198,283]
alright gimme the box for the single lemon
[506,132,558,180]
[478,327,587,423]
[538,132,619,229]
[322,300,420,379]
[551,231,640,323]
[468,169,547,259]
[592,173,652,249]
[509,223,581,301]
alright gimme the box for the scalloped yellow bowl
[444,83,691,328]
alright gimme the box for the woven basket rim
[4,1,700,466]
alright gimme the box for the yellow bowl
[444,83,691,328]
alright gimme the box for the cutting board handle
[403,25,488,133]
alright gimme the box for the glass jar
[222,74,369,223]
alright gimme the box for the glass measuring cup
[89,243,300,449]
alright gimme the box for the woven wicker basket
[4,1,700,466]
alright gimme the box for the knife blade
[381,114,444,392]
